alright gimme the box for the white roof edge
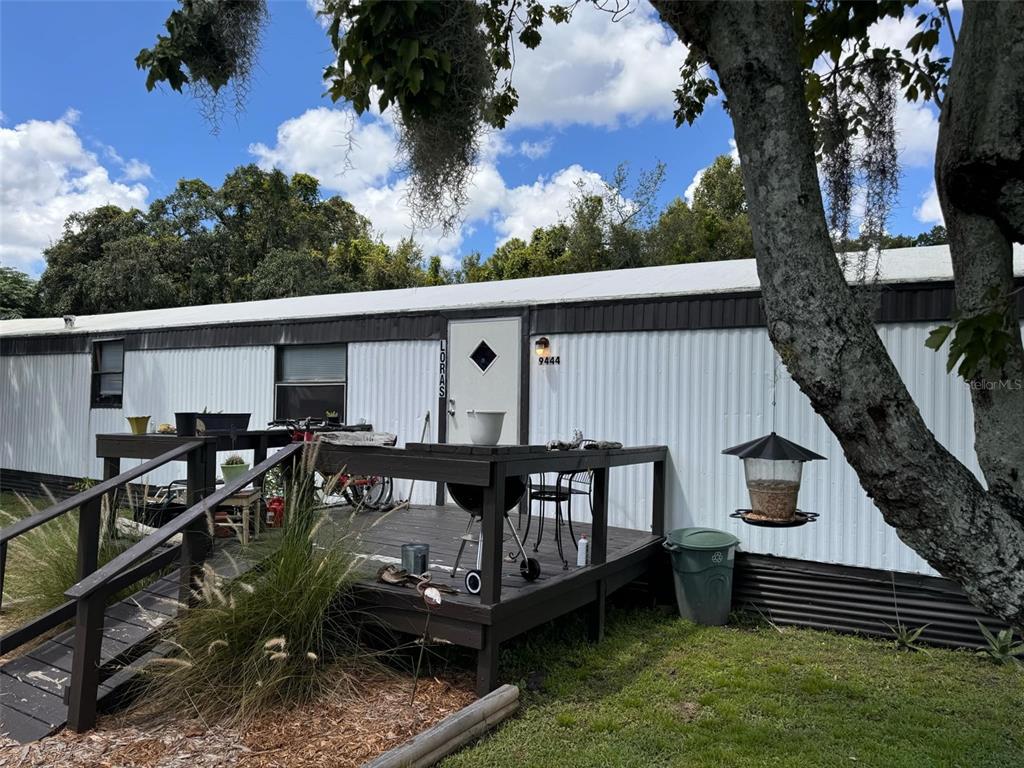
[3,244,1022,339]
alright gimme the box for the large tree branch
[936,0,1024,506]
[652,0,1024,628]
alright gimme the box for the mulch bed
[0,675,476,768]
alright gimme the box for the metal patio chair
[527,470,593,569]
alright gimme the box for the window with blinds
[91,339,124,408]
[275,344,347,421]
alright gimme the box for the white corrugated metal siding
[529,323,1021,576]
[347,340,440,505]
[1,353,96,482]
[120,346,276,486]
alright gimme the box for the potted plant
[221,453,250,483]
[126,416,150,435]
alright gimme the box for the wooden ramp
[0,547,253,743]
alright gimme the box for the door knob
[447,398,456,416]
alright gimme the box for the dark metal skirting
[733,553,1011,649]
[0,469,82,501]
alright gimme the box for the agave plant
[975,621,1024,665]
[884,621,930,653]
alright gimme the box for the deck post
[591,467,609,566]
[252,436,268,537]
[102,457,120,538]
[66,591,105,732]
[181,443,214,603]
[76,497,102,581]
[475,627,500,696]
[479,463,506,606]
[652,458,666,538]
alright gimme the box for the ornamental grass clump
[138,453,375,724]
[0,491,140,626]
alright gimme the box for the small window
[275,344,347,421]
[91,339,124,408]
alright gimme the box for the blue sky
[1,1,951,278]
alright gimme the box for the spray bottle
[577,534,589,567]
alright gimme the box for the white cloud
[914,182,944,225]
[507,1,686,129]
[249,106,613,261]
[494,165,604,243]
[0,110,149,276]
[518,138,554,160]
[894,99,939,168]
[249,107,399,196]
[122,159,153,181]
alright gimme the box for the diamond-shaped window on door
[470,340,499,373]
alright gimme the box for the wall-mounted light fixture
[534,336,551,358]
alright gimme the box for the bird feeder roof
[722,432,827,461]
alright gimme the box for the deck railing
[60,441,304,732]
[0,441,204,656]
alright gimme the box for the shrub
[137,458,375,724]
[0,492,141,626]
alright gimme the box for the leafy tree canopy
[0,266,40,319]
[26,154,943,316]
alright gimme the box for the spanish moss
[395,2,493,233]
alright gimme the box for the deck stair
[1,549,255,742]
[0,441,303,743]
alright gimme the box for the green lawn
[444,608,1023,768]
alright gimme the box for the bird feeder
[722,432,826,526]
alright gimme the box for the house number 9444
[538,356,561,365]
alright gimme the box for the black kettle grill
[448,478,541,594]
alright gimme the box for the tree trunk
[652,0,1024,628]
[936,0,1024,509]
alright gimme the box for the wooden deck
[2,439,666,740]
[344,503,663,693]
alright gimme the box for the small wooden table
[217,488,262,545]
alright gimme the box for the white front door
[447,317,521,445]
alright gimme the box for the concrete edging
[363,684,520,768]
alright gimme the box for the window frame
[274,344,348,422]
[90,338,125,409]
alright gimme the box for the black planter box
[195,412,251,434]
[175,412,251,435]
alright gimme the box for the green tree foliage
[0,266,40,319]
[31,156,944,316]
[35,166,391,315]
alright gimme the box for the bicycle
[266,417,394,512]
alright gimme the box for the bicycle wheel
[361,475,393,510]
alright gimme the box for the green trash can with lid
[664,527,740,625]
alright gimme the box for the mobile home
[3,244,1022,644]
